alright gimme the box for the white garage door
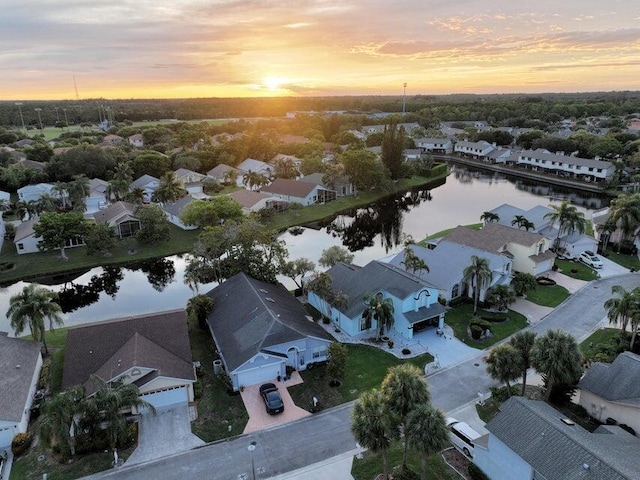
[235,365,280,389]
[140,386,188,411]
[0,425,15,449]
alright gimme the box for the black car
[259,383,284,415]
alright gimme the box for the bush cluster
[11,432,33,457]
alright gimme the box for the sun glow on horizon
[263,76,289,91]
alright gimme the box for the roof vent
[561,418,575,426]
[583,464,590,470]
[259,288,269,294]
[265,297,275,303]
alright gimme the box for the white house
[227,190,287,214]
[129,174,160,202]
[85,178,109,214]
[0,333,43,449]
[174,168,207,195]
[307,261,445,341]
[93,201,141,238]
[17,183,54,203]
[14,219,40,254]
[260,178,335,206]
[474,396,640,480]
[300,173,355,197]
[207,164,244,187]
[205,273,333,391]
[236,158,273,178]
[415,138,453,154]
[62,310,196,411]
[454,140,495,159]
[578,352,640,435]
[517,149,615,182]
[161,196,198,230]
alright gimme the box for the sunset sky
[2,0,639,100]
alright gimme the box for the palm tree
[604,285,640,350]
[86,375,156,450]
[463,256,492,316]
[153,172,186,203]
[113,162,134,183]
[37,193,59,213]
[511,215,535,231]
[401,246,429,275]
[274,158,300,179]
[39,386,86,459]
[510,331,537,396]
[52,181,70,209]
[0,198,9,212]
[380,364,430,468]
[186,294,214,330]
[405,403,450,480]
[543,200,586,250]
[304,272,335,321]
[14,200,29,221]
[126,187,146,204]
[222,169,238,186]
[512,272,537,297]
[351,390,395,480]
[485,285,516,311]
[480,211,499,223]
[7,284,64,354]
[531,330,583,402]
[106,179,129,202]
[485,344,521,396]
[608,194,640,252]
[363,293,395,339]
[596,217,617,252]
[68,175,91,211]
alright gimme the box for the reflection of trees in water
[57,266,124,313]
[325,187,434,253]
[127,258,176,292]
[515,181,606,210]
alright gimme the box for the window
[451,284,459,298]
[119,220,140,238]
[360,315,371,331]
[312,346,327,359]
[18,243,24,250]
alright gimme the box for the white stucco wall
[579,390,640,434]
[15,234,40,255]
[474,435,533,480]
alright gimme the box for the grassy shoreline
[0,171,448,284]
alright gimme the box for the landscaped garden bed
[445,304,528,349]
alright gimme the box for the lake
[0,164,607,334]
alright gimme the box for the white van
[445,417,482,458]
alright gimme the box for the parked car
[579,251,603,269]
[445,417,482,458]
[259,383,284,415]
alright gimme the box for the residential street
[84,273,639,480]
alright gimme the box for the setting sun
[264,76,288,91]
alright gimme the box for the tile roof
[486,397,640,480]
[205,273,332,372]
[0,333,41,423]
[445,223,545,251]
[62,310,194,393]
[578,352,640,405]
[261,178,320,198]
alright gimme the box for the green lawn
[188,316,248,442]
[525,284,570,307]
[579,327,631,363]
[0,225,199,284]
[352,443,460,480]
[418,223,482,245]
[601,247,640,271]
[289,344,434,411]
[444,304,529,349]
[554,259,599,281]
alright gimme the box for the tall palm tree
[153,172,186,203]
[486,284,516,311]
[106,179,129,202]
[511,215,527,229]
[608,194,640,253]
[596,217,617,252]
[401,246,429,275]
[38,386,86,459]
[68,175,91,211]
[7,284,64,354]
[543,200,586,250]
[480,211,499,223]
[604,285,640,350]
[113,162,134,183]
[485,344,521,396]
[531,330,583,402]
[37,192,59,213]
[126,187,146,204]
[405,403,450,480]
[52,181,70,209]
[463,256,492,315]
[351,390,395,480]
[510,331,537,396]
[186,294,214,329]
[86,375,156,450]
[380,364,430,468]
[363,293,395,339]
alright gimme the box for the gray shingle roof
[161,196,195,217]
[445,223,545,251]
[0,333,41,423]
[578,352,640,405]
[520,149,613,169]
[486,397,640,480]
[325,261,432,318]
[62,310,194,392]
[130,174,159,190]
[204,273,332,372]
[92,201,137,224]
[261,178,319,198]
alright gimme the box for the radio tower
[73,75,80,100]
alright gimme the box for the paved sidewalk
[271,449,359,480]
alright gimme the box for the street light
[247,441,257,480]
[34,108,43,131]
[15,102,26,133]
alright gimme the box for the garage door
[140,386,188,411]
[0,425,15,448]
[235,365,280,389]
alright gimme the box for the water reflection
[126,258,176,292]
[57,266,123,313]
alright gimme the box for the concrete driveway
[597,255,631,278]
[241,378,311,434]
[125,404,204,466]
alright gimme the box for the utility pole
[34,107,44,131]
[402,83,407,116]
[15,102,26,133]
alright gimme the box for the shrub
[490,385,519,403]
[468,462,490,480]
[39,358,52,389]
[322,317,331,325]
[470,318,492,331]
[606,417,618,425]
[480,312,508,322]
[402,348,411,355]
[289,202,303,210]
[194,381,203,400]
[11,432,33,457]
[619,424,636,436]
[470,324,483,339]
[448,296,474,307]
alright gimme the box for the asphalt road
[84,273,640,480]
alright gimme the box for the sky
[2,0,639,100]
